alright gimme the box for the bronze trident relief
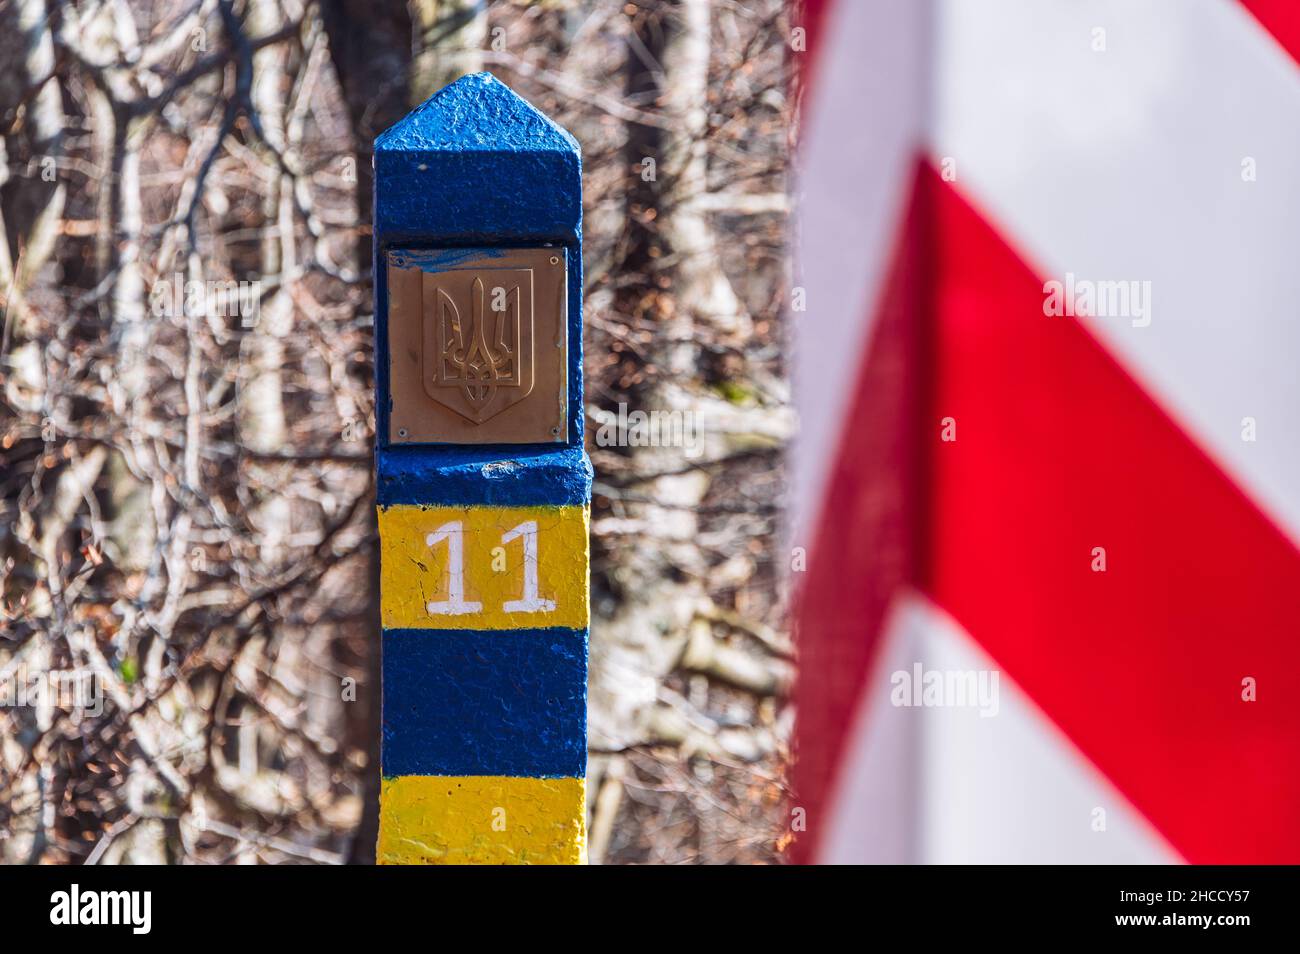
[387,248,568,445]
[429,274,530,422]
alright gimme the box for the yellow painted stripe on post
[379,504,589,631]
[378,775,586,865]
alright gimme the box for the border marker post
[373,73,590,864]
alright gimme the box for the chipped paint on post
[373,74,589,865]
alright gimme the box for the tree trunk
[408,0,486,105]
[589,0,791,770]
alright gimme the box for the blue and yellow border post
[373,74,589,864]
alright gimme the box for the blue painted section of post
[375,444,591,507]
[381,627,588,778]
[373,73,590,864]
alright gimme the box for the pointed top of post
[375,72,579,156]
[373,70,581,250]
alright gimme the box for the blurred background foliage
[0,0,792,864]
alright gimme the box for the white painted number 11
[425,520,555,616]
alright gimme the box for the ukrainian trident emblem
[422,269,535,424]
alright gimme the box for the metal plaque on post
[387,247,568,445]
